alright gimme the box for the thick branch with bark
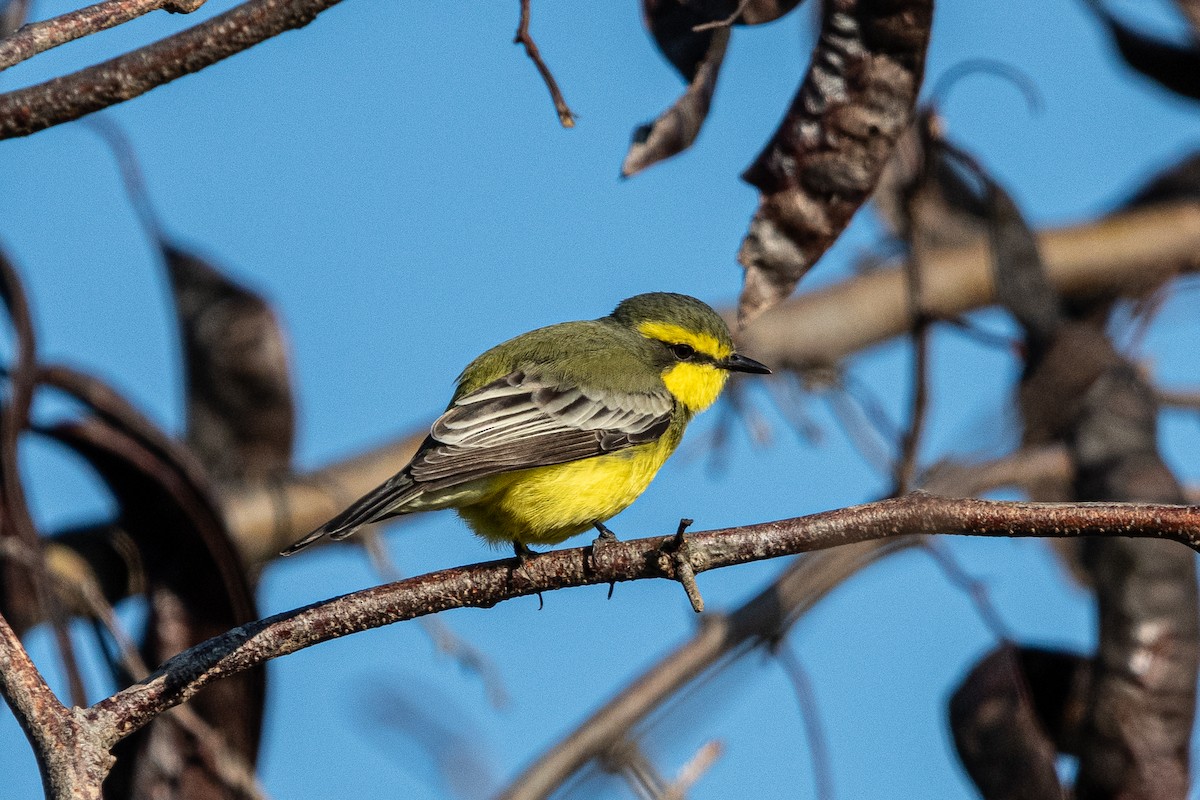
[3,494,1192,795]
[67,494,1200,756]
[0,613,111,798]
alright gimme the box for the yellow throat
[637,320,733,413]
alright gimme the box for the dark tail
[279,472,419,556]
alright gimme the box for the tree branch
[79,494,1200,754]
[0,0,345,139]
[0,0,201,73]
[513,0,573,128]
[0,611,111,798]
[738,201,1200,370]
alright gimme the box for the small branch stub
[663,518,704,612]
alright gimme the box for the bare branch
[65,495,1200,789]
[738,201,1200,370]
[222,430,426,565]
[918,446,1072,498]
[1157,386,1200,410]
[0,0,202,74]
[0,611,110,798]
[775,646,835,800]
[0,0,347,139]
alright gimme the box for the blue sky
[1,0,1199,797]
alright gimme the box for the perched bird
[281,293,770,557]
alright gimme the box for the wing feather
[410,371,673,490]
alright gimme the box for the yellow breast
[457,433,681,545]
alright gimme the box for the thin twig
[513,0,574,128]
[894,262,932,494]
[664,518,704,613]
[919,539,1014,641]
[664,740,723,800]
[691,0,752,32]
[825,377,899,479]
[601,738,669,800]
[0,0,199,74]
[81,117,165,243]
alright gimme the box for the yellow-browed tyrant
[281,293,770,557]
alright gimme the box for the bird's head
[610,293,771,414]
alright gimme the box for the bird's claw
[592,521,620,548]
[591,522,619,599]
[512,540,539,561]
[510,541,544,609]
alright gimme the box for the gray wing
[410,369,674,489]
[281,370,672,554]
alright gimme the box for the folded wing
[281,369,673,554]
[411,369,674,489]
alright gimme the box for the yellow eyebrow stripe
[636,321,732,360]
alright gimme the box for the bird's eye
[670,343,695,361]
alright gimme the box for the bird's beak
[719,353,772,374]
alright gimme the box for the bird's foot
[660,518,703,613]
[592,521,619,545]
[591,522,619,599]
[511,541,544,610]
[512,540,540,561]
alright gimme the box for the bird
[280,293,770,558]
